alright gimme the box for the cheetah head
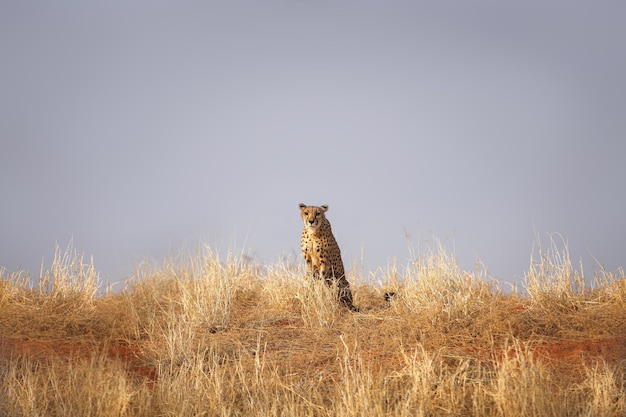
[299,203,328,233]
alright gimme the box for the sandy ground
[2,332,625,385]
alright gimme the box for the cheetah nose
[308,220,316,225]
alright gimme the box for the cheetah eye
[304,212,308,216]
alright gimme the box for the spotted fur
[299,203,358,311]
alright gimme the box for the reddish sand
[1,334,625,384]
[532,336,626,366]
[0,337,157,382]
[466,335,626,374]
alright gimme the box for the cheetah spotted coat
[299,203,357,311]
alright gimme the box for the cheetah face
[299,203,329,233]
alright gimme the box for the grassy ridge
[0,242,625,416]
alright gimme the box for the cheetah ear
[299,203,307,210]
[320,204,329,212]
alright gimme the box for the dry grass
[1,239,625,416]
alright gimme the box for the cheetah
[299,203,358,312]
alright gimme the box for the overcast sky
[1,1,625,288]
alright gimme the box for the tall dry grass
[0,238,625,416]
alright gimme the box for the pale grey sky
[1,1,625,287]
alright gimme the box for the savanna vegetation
[0,239,625,416]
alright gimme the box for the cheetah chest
[302,232,327,271]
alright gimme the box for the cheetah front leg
[303,252,319,281]
[319,261,335,286]
[310,267,320,281]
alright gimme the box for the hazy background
[2,1,625,288]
